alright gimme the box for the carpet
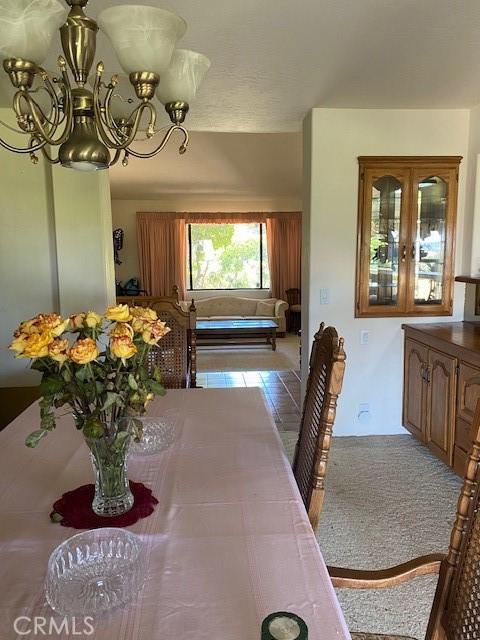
[280,432,461,639]
[197,334,300,372]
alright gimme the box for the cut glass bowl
[45,528,147,617]
[129,411,177,456]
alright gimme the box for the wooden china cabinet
[403,323,480,475]
[356,156,461,318]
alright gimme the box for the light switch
[360,330,369,345]
[319,288,329,305]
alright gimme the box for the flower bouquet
[10,304,170,516]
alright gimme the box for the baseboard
[0,386,40,431]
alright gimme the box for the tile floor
[196,370,301,432]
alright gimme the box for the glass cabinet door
[357,168,409,315]
[407,168,457,314]
[356,157,461,318]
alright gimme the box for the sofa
[180,296,289,335]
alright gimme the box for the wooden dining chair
[117,289,197,389]
[328,398,480,640]
[285,288,301,333]
[292,323,346,530]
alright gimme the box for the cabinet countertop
[402,321,480,354]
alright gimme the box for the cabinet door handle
[401,245,407,262]
[411,243,416,259]
[421,364,430,383]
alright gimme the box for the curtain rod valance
[137,211,301,224]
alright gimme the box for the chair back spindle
[426,399,480,639]
[292,323,346,530]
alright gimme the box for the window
[186,223,270,290]
[356,156,461,317]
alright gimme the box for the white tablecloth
[0,388,350,639]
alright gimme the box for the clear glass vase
[85,419,134,517]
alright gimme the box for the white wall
[0,109,116,387]
[111,196,300,300]
[303,108,470,436]
[51,167,115,316]
[0,145,58,387]
[462,104,480,320]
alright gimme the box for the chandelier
[0,0,210,171]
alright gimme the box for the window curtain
[136,213,186,299]
[266,215,301,300]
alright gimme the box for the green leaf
[100,391,120,411]
[152,366,162,383]
[61,367,72,383]
[113,431,130,450]
[75,367,89,383]
[95,381,105,394]
[50,511,63,524]
[40,414,55,431]
[25,429,48,448]
[128,374,138,391]
[39,375,64,397]
[83,418,103,439]
[147,380,166,396]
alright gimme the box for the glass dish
[45,528,147,617]
[129,411,177,456]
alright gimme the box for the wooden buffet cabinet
[402,322,480,475]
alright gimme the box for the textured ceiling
[109,131,302,200]
[2,0,480,131]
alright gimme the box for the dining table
[0,387,350,640]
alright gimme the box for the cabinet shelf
[455,275,480,285]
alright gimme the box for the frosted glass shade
[98,5,186,76]
[0,0,67,63]
[157,49,210,104]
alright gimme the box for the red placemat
[50,481,158,529]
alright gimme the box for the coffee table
[196,319,279,350]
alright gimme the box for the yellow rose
[69,313,86,331]
[21,331,54,359]
[110,335,137,360]
[110,322,134,338]
[141,320,171,345]
[85,311,102,328]
[37,313,68,337]
[70,338,99,365]
[130,306,157,321]
[131,317,150,333]
[48,338,69,364]
[18,316,40,335]
[105,304,131,323]
[9,333,28,356]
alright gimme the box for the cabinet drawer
[453,445,468,477]
[457,362,480,423]
[455,417,472,453]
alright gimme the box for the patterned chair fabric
[117,292,197,389]
[292,323,346,530]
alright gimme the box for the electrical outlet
[360,330,369,345]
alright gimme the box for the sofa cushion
[256,300,276,317]
[195,296,258,316]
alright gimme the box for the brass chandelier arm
[10,64,73,149]
[125,124,189,159]
[0,134,47,154]
[95,95,152,150]
[40,146,61,164]
[109,149,122,167]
